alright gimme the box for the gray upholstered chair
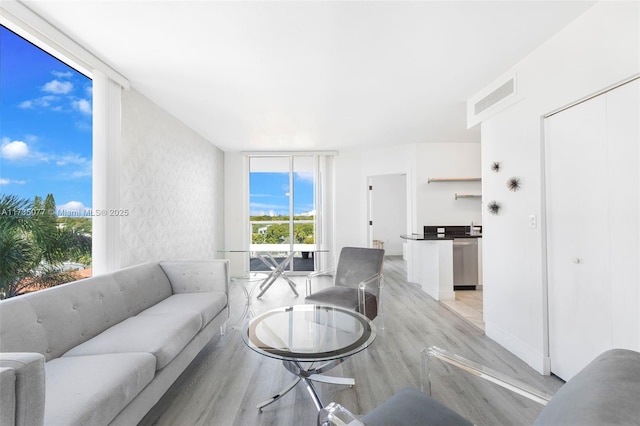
[319,346,640,426]
[305,247,385,329]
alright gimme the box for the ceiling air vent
[467,73,519,127]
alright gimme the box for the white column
[318,154,335,272]
[92,71,122,275]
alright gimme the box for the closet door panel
[606,79,640,349]
[546,94,612,381]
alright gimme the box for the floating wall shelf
[455,194,482,200]
[427,177,481,183]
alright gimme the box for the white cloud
[0,137,90,178]
[52,70,73,79]
[55,153,89,167]
[42,79,73,94]
[18,95,59,109]
[1,140,30,160]
[0,178,27,185]
[56,154,92,178]
[295,171,314,182]
[72,99,92,115]
[58,201,86,212]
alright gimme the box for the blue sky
[0,26,92,215]
[250,172,314,217]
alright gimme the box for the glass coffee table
[242,304,377,411]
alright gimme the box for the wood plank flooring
[442,289,485,331]
[139,256,563,426]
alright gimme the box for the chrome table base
[257,359,354,412]
[254,251,299,298]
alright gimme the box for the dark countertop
[401,225,482,240]
[401,233,482,241]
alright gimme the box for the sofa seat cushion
[62,311,202,370]
[534,348,640,426]
[45,353,156,426]
[138,292,227,328]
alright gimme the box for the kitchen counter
[402,225,482,301]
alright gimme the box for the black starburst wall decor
[507,177,521,192]
[488,201,501,215]
[491,161,501,172]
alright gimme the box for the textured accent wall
[120,89,224,267]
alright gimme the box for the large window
[249,155,316,272]
[0,26,92,298]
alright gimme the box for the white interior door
[546,92,611,381]
[545,79,640,381]
[605,80,640,349]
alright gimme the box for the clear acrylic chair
[318,345,555,426]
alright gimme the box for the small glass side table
[230,272,268,329]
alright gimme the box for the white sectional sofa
[0,260,230,426]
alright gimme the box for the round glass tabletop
[243,304,377,362]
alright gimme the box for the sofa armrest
[160,260,230,295]
[0,367,16,426]
[534,348,640,426]
[0,352,45,426]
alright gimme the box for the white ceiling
[21,0,595,152]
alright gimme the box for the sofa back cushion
[110,262,174,316]
[0,262,172,361]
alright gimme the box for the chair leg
[378,288,385,330]
[378,312,385,331]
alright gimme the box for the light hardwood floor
[140,256,563,426]
[442,289,485,331]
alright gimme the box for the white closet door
[607,79,640,349]
[545,79,640,381]
[546,93,611,381]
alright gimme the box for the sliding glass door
[249,155,316,273]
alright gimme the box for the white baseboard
[485,321,550,375]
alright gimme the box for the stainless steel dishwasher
[453,238,479,290]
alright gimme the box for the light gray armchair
[305,247,385,328]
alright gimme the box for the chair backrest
[335,247,385,295]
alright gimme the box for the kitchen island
[402,226,481,301]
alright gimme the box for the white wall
[478,1,640,373]
[120,89,225,267]
[414,143,482,227]
[336,142,481,251]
